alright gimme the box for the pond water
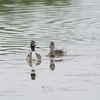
[0,0,100,100]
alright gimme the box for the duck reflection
[26,58,41,80]
[30,60,37,80]
[50,59,55,70]
[49,58,63,71]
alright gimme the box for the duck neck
[31,46,37,60]
[32,51,37,60]
[50,48,55,53]
[31,46,35,51]
[50,48,55,57]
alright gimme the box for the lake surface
[0,0,100,100]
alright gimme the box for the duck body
[48,50,66,57]
[54,50,66,56]
[48,42,67,57]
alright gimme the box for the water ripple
[0,0,100,56]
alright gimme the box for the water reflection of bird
[26,59,41,80]
[50,59,55,70]
[30,60,37,80]
[48,42,67,57]
[50,59,63,71]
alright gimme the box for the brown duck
[48,42,67,57]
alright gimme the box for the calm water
[0,0,100,100]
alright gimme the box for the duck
[26,41,41,64]
[48,42,67,57]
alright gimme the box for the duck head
[30,40,36,51]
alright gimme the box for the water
[0,0,100,100]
